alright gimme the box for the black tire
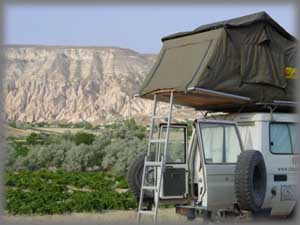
[235,150,267,212]
[127,153,154,201]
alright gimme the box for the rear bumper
[176,205,196,219]
[175,205,208,219]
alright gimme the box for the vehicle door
[158,124,189,199]
[195,120,243,210]
[266,121,299,215]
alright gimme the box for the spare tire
[235,150,267,212]
[127,153,154,201]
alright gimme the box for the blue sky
[4,3,296,53]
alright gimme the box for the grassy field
[7,126,34,137]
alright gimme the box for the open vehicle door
[158,124,189,199]
[195,120,243,210]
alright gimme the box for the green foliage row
[6,170,136,215]
[10,118,148,131]
[8,120,94,129]
[22,131,96,146]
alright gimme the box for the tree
[73,132,95,145]
[102,138,147,175]
[26,133,41,145]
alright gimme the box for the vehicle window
[200,123,242,164]
[238,124,255,150]
[201,124,223,163]
[160,126,186,164]
[289,124,297,153]
[225,126,242,163]
[270,123,297,154]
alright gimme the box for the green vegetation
[6,119,147,175]
[5,119,147,215]
[8,120,95,129]
[26,133,49,145]
[5,118,192,215]
[6,171,136,215]
[72,132,96,145]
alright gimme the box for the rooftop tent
[139,11,298,111]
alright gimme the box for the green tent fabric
[139,11,298,111]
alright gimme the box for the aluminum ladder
[137,92,174,224]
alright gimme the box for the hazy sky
[4,3,296,53]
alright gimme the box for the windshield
[199,123,242,164]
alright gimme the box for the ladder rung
[152,115,168,119]
[138,210,155,215]
[144,161,161,167]
[142,186,158,191]
[150,139,166,143]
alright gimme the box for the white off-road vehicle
[127,100,299,222]
[127,12,299,223]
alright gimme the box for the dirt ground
[2,208,193,225]
[2,208,290,225]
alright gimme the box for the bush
[6,144,18,169]
[62,144,101,172]
[5,142,30,170]
[72,132,95,145]
[26,133,40,145]
[32,122,50,127]
[102,138,146,175]
[8,121,17,128]
[10,141,75,171]
[73,121,93,129]
[112,119,147,140]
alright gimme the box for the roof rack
[136,88,297,114]
[201,101,298,113]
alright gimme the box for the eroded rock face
[3,45,155,123]
[3,45,196,124]
[4,46,159,122]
